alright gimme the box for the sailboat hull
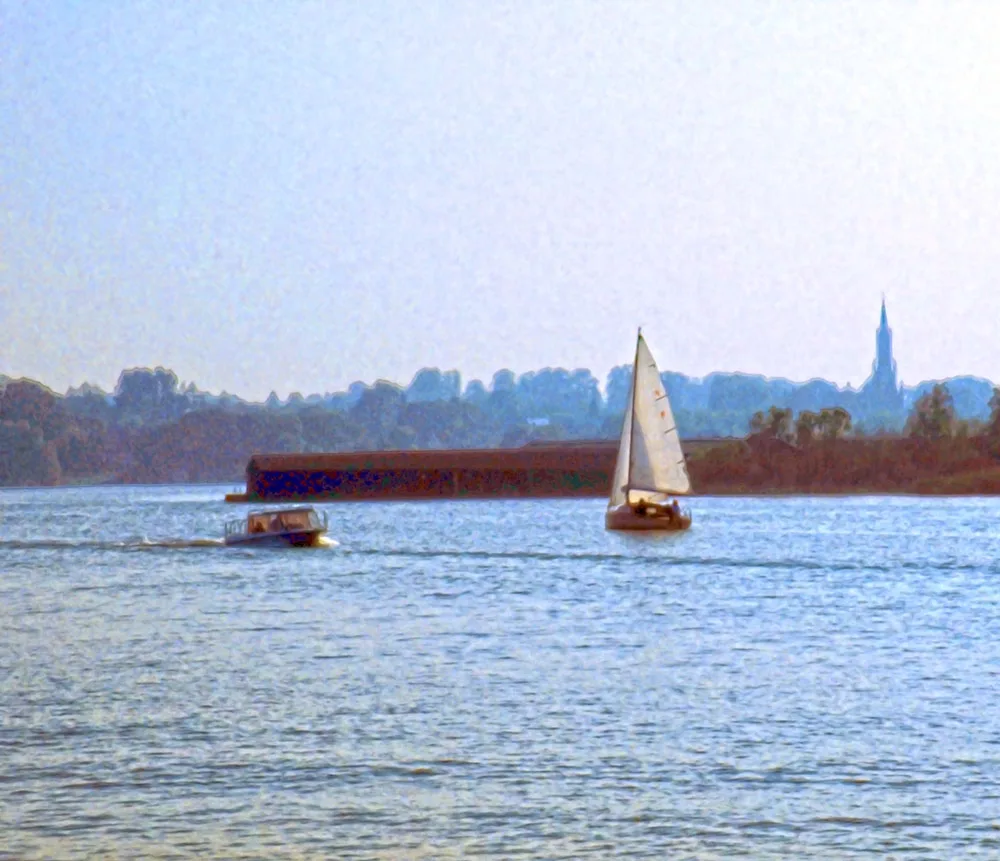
[605,505,692,532]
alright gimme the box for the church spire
[861,297,904,423]
[874,298,894,375]
[870,297,899,397]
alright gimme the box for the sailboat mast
[626,328,641,492]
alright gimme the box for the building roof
[247,438,725,474]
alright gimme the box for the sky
[3,1,1000,400]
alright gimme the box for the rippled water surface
[2,485,1000,858]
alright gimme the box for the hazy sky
[3,1,1000,400]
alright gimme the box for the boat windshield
[276,510,319,531]
[241,509,322,535]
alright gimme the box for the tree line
[686,385,1000,494]
[1,367,999,488]
[746,384,1000,446]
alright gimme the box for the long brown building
[232,439,720,502]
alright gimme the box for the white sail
[608,332,691,510]
[630,334,690,496]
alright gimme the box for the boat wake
[0,536,341,552]
[0,538,226,551]
[134,538,227,549]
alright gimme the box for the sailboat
[605,329,693,531]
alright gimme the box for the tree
[64,387,115,423]
[406,368,461,403]
[490,369,516,393]
[485,386,520,427]
[114,367,184,423]
[0,420,61,486]
[0,379,59,426]
[749,405,793,442]
[816,407,852,441]
[796,410,820,445]
[462,379,488,407]
[349,380,405,448]
[905,383,956,441]
[604,365,632,415]
[987,387,1000,438]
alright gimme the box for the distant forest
[1,365,999,487]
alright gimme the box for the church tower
[873,298,897,387]
[860,298,904,416]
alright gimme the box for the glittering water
[2,485,1000,859]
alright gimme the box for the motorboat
[224,506,328,547]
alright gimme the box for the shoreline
[2,480,999,500]
[4,480,1000,500]
[2,437,999,500]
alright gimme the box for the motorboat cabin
[224,506,328,547]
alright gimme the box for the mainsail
[608,332,691,509]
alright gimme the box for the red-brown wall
[245,441,622,501]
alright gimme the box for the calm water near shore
[2,485,999,858]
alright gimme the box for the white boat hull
[605,505,692,532]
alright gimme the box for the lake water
[1,485,999,859]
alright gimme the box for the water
[2,486,999,859]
